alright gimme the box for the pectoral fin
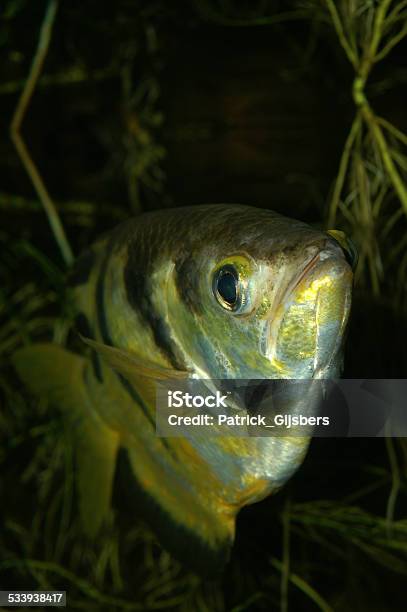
[12,343,119,537]
[80,335,190,381]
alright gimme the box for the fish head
[168,207,355,380]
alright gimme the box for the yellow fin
[119,446,234,574]
[12,343,85,402]
[75,404,119,537]
[12,343,119,537]
[80,335,190,381]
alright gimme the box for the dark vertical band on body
[124,247,185,371]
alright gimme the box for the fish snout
[271,248,353,377]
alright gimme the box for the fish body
[13,204,354,572]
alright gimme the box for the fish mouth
[265,246,353,378]
[286,240,346,299]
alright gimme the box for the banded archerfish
[13,204,355,573]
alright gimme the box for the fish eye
[213,265,239,311]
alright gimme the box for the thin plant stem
[369,0,394,64]
[324,0,358,68]
[328,113,361,227]
[9,0,73,267]
[375,22,407,61]
[385,0,407,26]
[362,107,407,217]
[271,558,334,612]
[380,208,403,239]
[377,116,407,146]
